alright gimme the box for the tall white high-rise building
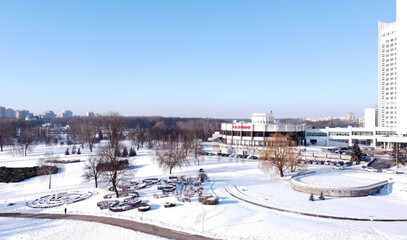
[378,0,407,135]
[378,21,397,129]
[396,0,407,136]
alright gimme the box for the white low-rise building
[218,112,306,156]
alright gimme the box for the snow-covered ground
[1,142,407,240]
[0,217,168,240]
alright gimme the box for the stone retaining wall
[290,173,388,197]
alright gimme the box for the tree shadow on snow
[124,164,148,170]
[218,199,239,205]
[0,217,53,237]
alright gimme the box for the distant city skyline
[0,104,362,121]
[0,0,396,119]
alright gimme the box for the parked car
[333,165,344,170]
[383,168,398,174]
[365,167,378,173]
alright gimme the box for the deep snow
[1,142,407,240]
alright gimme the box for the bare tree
[83,154,103,188]
[78,121,99,152]
[392,143,407,169]
[98,144,131,197]
[190,133,203,165]
[136,130,146,149]
[19,128,35,156]
[0,119,15,152]
[67,118,81,143]
[259,134,300,177]
[155,136,190,174]
[38,151,59,189]
[103,113,126,149]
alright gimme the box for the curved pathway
[224,183,407,222]
[0,212,220,240]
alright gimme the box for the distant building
[40,110,57,119]
[25,115,38,121]
[16,110,30,120]
[86,111,101,117]
[5,108,15,119]
[0,106,5,118]
[62,110,73,118]
[345,113,355,121]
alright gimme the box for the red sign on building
[232,125,251,129]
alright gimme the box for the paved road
[0,212,220,240]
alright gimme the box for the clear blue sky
[0,0,396,119]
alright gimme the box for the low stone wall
[290,173,388,197]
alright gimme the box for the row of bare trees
[0,119,56,155]
[154,130,202,174]
[81,113,206,196]
[1,114,219,156]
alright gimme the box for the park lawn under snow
[1,142,407,240]
[0,217,168,240]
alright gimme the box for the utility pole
[396,143,399,171]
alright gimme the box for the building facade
[378,21,397,129]
[16,110,31,120]
[62,110,73,118]
[40,111,57,119]
[219,112,306,156]
[396,0,407,135]
[345,113,355,121]
[364,107,378,128]
[378,0,407,135]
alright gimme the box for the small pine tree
[122,147,128,157]
[77,148,81,154]
[129,147,137,157]
[98,129,103,140]
[351,142,362,164]
[309,193,314,201]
